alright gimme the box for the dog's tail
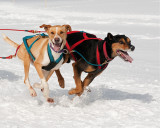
[2,33,19,48]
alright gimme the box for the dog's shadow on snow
[85,87,153,104]
[48,86,153,106]
[0,70,21,81]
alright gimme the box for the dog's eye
[120,41,124,44]
[60,31,64,34]
[51,32,54,34]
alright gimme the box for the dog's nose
[54,37,60,43]
[130,45,135,51]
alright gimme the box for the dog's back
[66,31,100,61]
[67,31,97,46]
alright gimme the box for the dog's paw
[84,87,91,92]
[47,98,54,103]
[68,88,82,95]
[30,88,37,97]
[58,79,65,88]
[33,83,42,89]
[68,88,75,95]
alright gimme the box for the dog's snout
[130,45,135,51]
[54,37,60,43]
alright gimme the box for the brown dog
[2,24,71,103]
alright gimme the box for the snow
[0,0,159,128]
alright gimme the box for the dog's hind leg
[68,62,83,95]
[24,57,37,97]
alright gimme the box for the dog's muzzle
[54,37,60,44]
[50,38,63,52]
[116,49,133,63]
[130,45,135,51]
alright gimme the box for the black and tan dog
[55,31,135,96]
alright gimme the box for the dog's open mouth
[52,42,62,52]
[116,50,133,63]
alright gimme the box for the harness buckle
[63,49,69,54]
[102,60,110,65]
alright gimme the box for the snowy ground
[0,0,159,128]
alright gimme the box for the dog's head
[40,24,72,52]
[105,33,135,63]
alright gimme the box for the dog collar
[103,41,112,61]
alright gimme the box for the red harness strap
[96,45,101,69]
[66,31,102,61]
[96,44,109,70]
[96,41,112,69]
[66,31,81,61]
[0,45,21,59]
[67,31,80,34]
[83,32,88,39]
[15,45,21,55]
[66,31,111,69]
[70,38,102,51]
[65,41,77,61]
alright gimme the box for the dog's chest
[41,50,63,70]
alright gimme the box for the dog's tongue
[117,50,133,63]
[53,44,60,52]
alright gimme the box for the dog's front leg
[33,70,54,89]
[55,70,65,88]
[68,62,83,95]
[34,62,54,103]
[34,70,64,89]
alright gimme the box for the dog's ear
[63,25,72,32]
[40,24,51,32]
[107,33,114,40]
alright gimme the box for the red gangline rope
[0,29,45,33]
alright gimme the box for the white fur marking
[52,27,62,44]
[41,78,49,98]
[33,83,42,89]
[42,70,50,78]
[25,79,31,89]
[25,78,37,96]
[41,49,50,66]
[42,40,64,69]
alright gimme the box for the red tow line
[0,29,45,33]
[0,45,21,59]
[0,28,45,59]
